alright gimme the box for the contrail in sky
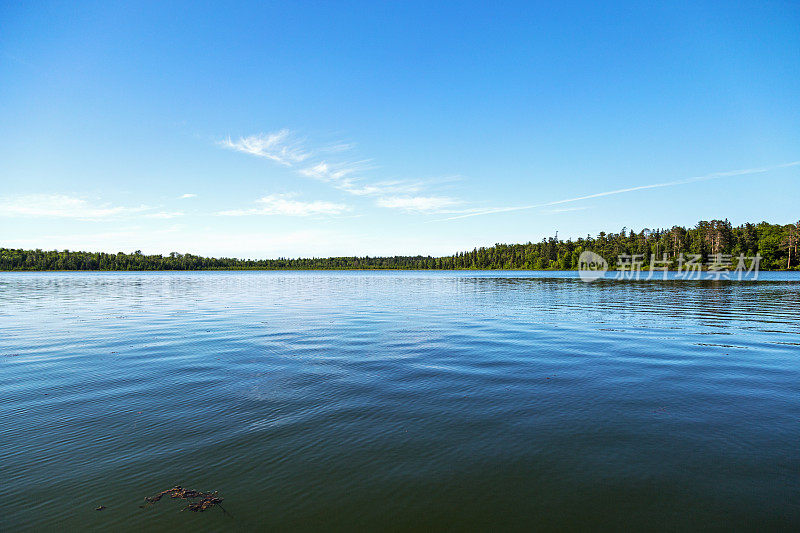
[438,160,800,221]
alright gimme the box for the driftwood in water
[144,486,224,512]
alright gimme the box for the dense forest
[2,219,798,271]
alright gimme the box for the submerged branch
[144,486,224,513]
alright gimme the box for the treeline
[1,219,798,271]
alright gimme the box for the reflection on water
[1,271,799,531]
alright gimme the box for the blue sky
[1,1,798,258]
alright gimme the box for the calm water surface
[1,271,799,531]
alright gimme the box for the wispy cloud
[439,161,800,221]
[219,129,460,209]
[217,193,350,217]
[320,142,356,154]
[220,130,311,166]
[178,193,196,199]
[343,180,424,196]
[299,160,428,198]
[298,160,373,185]
[0,194,149,220]
[145,211,185,219]
[544,206,591,214]
[377,195,460,213]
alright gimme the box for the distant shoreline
[3,218,799,271]
[2,267,798,273]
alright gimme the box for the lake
[1,271,798,530]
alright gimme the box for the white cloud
[0,194,149,220]
[299,160,368,183]
[339,180,424,197]
[217,193,350,217]
[220,130,311,166]
[298,160,396,196]
[544,206,590,214]
[320,142,356,153]
[218,129,463,209]
[145,211,184,219]
[178,193,197,199]
[377,195,460,213]
[297,160,430,199]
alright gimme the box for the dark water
[1,271,799,531]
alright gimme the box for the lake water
[1,271,799,531]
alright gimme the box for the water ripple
[1,271,798,530]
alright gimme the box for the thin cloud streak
[145,211,184,219]
[439,161,800,221]
[377,195,460,213]
[219,129,461,211]
[544,206,591,214]
[217,193,350,217]
[296,159,430,199]
[220,130,311,166]
[0,194,150,220]
[344,181,424,196]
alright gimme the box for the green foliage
[1,219,798,271]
